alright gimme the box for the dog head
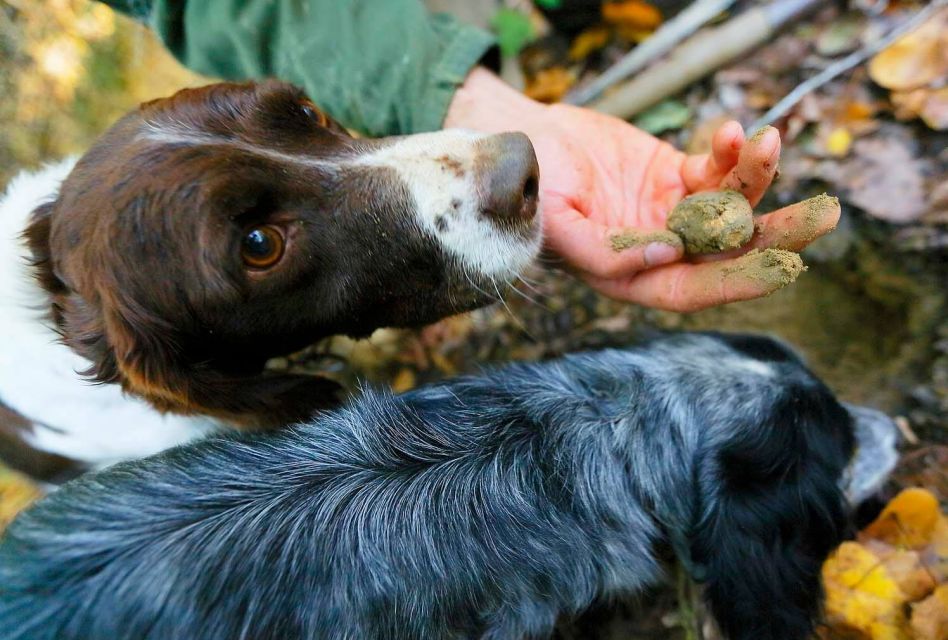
[25,81,542,427]
[673,333,900,640]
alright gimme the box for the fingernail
[644,242,679,267]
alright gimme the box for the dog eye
[241,225,285,269]
[300,101,327,126]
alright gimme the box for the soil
[609,229,682,252]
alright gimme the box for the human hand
[445,69,840,312]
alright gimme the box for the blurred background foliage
[0,0,203,185]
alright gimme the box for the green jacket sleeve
[101,0,495,136]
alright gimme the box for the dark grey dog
[0,332,897,640]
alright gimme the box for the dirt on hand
[666,189,754,254]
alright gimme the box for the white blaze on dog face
[356,129,543,282]
[18,81,544,428]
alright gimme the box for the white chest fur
[0,160,217,470]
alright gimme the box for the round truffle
[666,190,754,255]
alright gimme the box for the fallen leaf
[0,468,42,531]
[890,85,948,130]
[524,66,575,103]
[826,127,854,157]
[492,8,536,58]
[569,25,611,60]
[615,25,655,44]
[844,101,879,121]
[862,488,941,549]
[921,514,948,583]
[877,547,938,601]
[822,541,911,640]
[602,0,662,31]
[633,99,691,134]
[910,584,948,640]
[391,368,416,393]
[868,8,948,91]
[817,15,866,57]
[832,132,929,223]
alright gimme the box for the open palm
[445,69,840,312]
[532,104,839,312]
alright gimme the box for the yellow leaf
[826,127,853,157]
[602,1,663,31]
[868,9,948,91]
[823,542,911,640]
[0,467,42,532]
[569,26,611,61]
[862,488,941,549]
[391,368,416,393]
[525,67,575,103]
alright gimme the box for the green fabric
[101,0,495,136]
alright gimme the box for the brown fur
[23,81,522,428]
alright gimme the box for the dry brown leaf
[877,547,938,601]
[833,133,929,223]
[525,67,575,103]
[615,25,655,44]
[601,1,662,31]
[910,584,948,640]
[918,87,948,131]
[921,514,948,583]
[862,488,941,549]
[868,9,948,91]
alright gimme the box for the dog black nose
[477,132,540,224]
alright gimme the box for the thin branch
[750,0,947,131]
[565,0,738,106]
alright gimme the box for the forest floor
[0,1,945,637]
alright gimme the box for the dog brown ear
[25,200,342,430]
[101,310,343,428]
[24,202,68,300]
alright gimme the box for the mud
[722,248,806,289]
[609,230,682,252]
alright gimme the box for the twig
[750,0,948,131]
[676,561,704,640]
[565,0,739,106]
[588,0,823,119]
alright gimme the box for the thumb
[545,207,683,279]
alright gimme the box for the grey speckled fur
[0,332,894,640]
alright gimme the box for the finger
[545,207,684,279]
[585,248,805,312]
[721,125,780,207]
[681,120,744,192]
[692,194,841,263]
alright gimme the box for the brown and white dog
[0,80,542,480]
